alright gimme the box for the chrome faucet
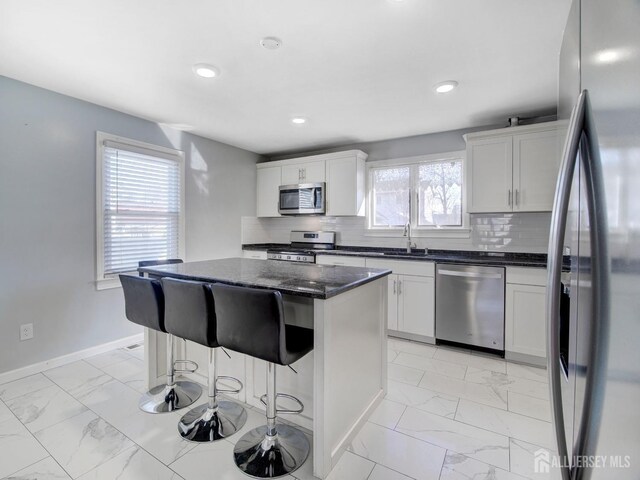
[403,222,417,253]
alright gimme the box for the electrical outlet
[20,323,34,341]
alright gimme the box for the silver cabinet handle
[398,280,402,295]
[508,189,512,207]
[393,279,396,295]
[546,89,610,480]
[515,189,519,206]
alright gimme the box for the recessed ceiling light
[193,63,220,78]
[434,80,458,93]
[291,117,307,125]
[261,37,282,50]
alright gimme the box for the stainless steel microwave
[278,183,325,215]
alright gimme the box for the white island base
[145,277,388,479]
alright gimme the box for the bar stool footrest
[259,392,304,415]
[216,375,243,394]
[173,359,198,374]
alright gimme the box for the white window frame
[95,132,186,290]
[366,151,470,238]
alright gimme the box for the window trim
[95,132,186,290]
[366,151,470,238]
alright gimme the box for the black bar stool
[212,283,314,478]
[138,259,200,379]
[162,278,247,442]
[119,275,202,413]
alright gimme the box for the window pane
[103,146,181,275]
[418,160,462,226]
[372,166,410,227]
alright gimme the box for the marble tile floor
[0,339,560,480]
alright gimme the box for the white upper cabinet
[513,130,562,212]
[281,160,326,185]
[326,154,366,216]
[465,122,564,213]
[255,150,367,218]
[467,136,513,213]
[256,165,281,217]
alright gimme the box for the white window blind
[99,137,183,278]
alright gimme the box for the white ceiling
[0,0,571,155]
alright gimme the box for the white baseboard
[0,333,144,385]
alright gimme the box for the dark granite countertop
[138,258,391,300]
[242,244,548,268]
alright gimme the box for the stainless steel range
[267,231,336,263]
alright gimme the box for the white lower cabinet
[505,267,547,360]
[366,259,435,340]
[315,255,366,267]
[398,274,435,337]
[387,275,399,331]
[242,249,268,260]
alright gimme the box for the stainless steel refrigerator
[548,0,640,478]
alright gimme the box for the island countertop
[138,257,391,299]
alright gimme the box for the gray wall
[268,126,501,162]
[0,76,260,374]
[268,117,555,162]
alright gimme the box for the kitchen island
[139,258,391,479]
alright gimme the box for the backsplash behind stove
[241,212,551,253]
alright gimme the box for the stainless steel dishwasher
[435,264,505,351]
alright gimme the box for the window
[417,160,463,227]
[96,132,184,289]
[371,166,410,227]
[368,152,465,232]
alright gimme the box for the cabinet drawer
[365,258,434,277]
[316,255,366,267]
[243,250,268,260]
[506,267,547,286]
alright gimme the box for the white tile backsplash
[241,212,550,253]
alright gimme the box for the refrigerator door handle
[573,92,611,480]
[547,90,611,480]
[547,90,586,480]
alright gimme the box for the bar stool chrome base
[178,401,247,442]
[138,381,201,414]
[233,424,310,479]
